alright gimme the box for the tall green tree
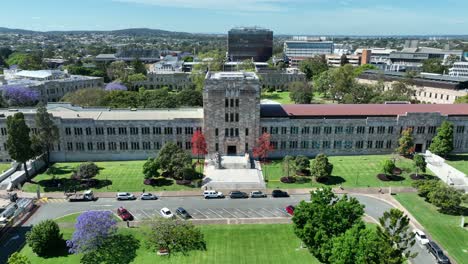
[35,103,59,164]
[397,128,414,156]
[131,58,147,75]
[288,81,313,104]
[6,113,34,178]
[299,55,328,80]
[330,65,356,102]
[292,188,365,262]
[422,58,447,74]
[329,223,392,264]
[429,121,454,157]
[282,155,296,177]
[310,153,333,181]
[143,158,160,179]
[156,142,191,179]
[377,209,416,264]
[427,185,462,214]
[80,234,139,264]
[413,154,427,176]
[26,220,64,257]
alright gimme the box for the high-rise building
[284,37,334,67]
[228,27,273,62]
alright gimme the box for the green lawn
[54,212,120,224]
[0,163,12,173]
[395,193,468,264]
[261,91,293,104]
[265,155,431,189]
[23,160,204,193]
[446,154,468,176]
[21,224,319,264]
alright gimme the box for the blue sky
[1,0,467,35]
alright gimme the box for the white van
[203,190,224,199]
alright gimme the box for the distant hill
[0,27,197,36]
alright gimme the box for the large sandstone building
[0,72,468,162]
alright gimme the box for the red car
[117,207,134,221]
[285,205,295,215]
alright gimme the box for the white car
[203,190,224,199]
[413,229,429,245]
[116,192,136,200]
[160,207,174,219]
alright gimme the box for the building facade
[0,72,468,162]
[1,70,103,102]
[449,62,468,78]
[284,38,334,67]
[357,70,468,104]
[228,27,273,62]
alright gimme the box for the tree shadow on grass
[40,239,70,258]
[446,155,468,162]
[319,175,345,185]
[34,178,112,192]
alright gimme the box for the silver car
[116,192,136,200]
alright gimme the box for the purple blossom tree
[105,82,128,91]
[1,85,40,106]
[66,210,117,254]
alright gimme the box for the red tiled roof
[260,104,468,118]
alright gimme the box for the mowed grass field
[446,154,468,175]
[0,163,12,173]
[21,224,319,264]
[23,160,204,193]
[395,193,468,264]
[261,91,334,105]
[265,155,429,189]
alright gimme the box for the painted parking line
[202,209,219,219]
[139,209,153,219]
[221,208,238,218]
[227,208,248,218]
[242,208,264,218]
[257,208,277,217]
[276,208,291,217]
[207,209,224,219]
[191,209,207,219]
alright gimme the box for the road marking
[276,208,291,217]
[139,209,152,219]
[90,204,113,207]
[243,208,263,218]
[192,208,208,219]
[234,208,250,218]
[221,208,237,218]
[208,209,224,219]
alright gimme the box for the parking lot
[127,206,292,221]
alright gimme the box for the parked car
[116,192,136,201]
[160,207,175,219]
[272,190,289,198]
[229,191,248,199]
[285,205,295,215]
[413,229,429,245]
[117,207,134,221]
[203,190,225,199]
[175,207,191,219]
[250,191,267,198]
[426,241,450,264]
[140,193,158,200]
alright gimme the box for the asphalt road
[1,194,436,264]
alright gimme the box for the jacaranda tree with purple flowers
[1,85,40,106]
[67,210,117,254]
[105,82,128,91]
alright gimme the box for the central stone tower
[203,72,261,156]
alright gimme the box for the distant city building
[449,62,468,78]
[1,69,103,102]
[388,47,463,71]
[256,68,306,90]
[95,48,163,63]
[227,27,273,62]
[284,37,334,67]
[354,48,397,67]
[326,54,361,67]
[357,70,468,104]
[132,72,192,90]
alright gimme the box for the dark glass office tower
[228,27,273,62]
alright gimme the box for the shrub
[280,176,296,183]
[7,252,31,264]
[377,174,391,181]
[26,220,63,257]
[295,176,311,184]
[176,179,192,185]
[381,160,396,176]
[72,162,99,180]
[412,179,440,198]
[295,156,310,173]
[181,167,197,180]
[310,153,333,181]
[428,186,462,214]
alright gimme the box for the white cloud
[113,0,292,12]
